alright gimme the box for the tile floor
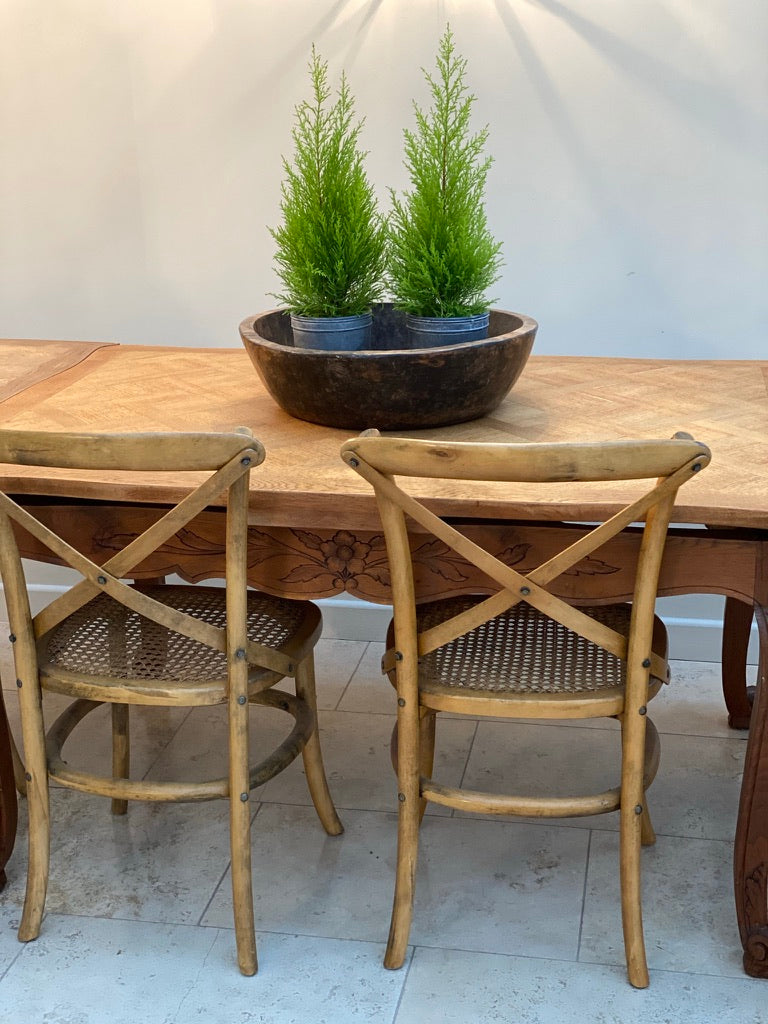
[0,637,765,1023]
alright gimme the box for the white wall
[0,2,765,659]
[1,1,765,355]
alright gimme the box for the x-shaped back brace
[361,457,702,681]
[0,450,294,677]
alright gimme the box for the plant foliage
[270,49,387,317]
[388,27,502,318]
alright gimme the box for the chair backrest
[341,435,711,707]
[0,429,293,680]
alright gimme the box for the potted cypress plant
[270,48,387,350]
[239,30,536,428]
[387,26,503,346]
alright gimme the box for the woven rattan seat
[415,599,640,694]
[342,431,710,988]
[42,587,311,685]
[0,428,342,976]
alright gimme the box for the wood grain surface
[0,340,764,531]
[0,339,114,402]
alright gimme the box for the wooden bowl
[238,304,537,430]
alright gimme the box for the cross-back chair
[341,433,710,988]
[0,428,342,975]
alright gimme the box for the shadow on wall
[516,0,762,155]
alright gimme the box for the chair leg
[640,800,656,847]
[17,687,50,942]
[384,702,421,970]
[389,710,435,826]
[619,796,649,988]
[418,709,436,824]
[640,718,659,847]
[110,703,130,816]
[228,688,257,976]
[618,704,651,988]
[294,657,343,836]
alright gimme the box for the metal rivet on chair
[8,634,15,644]
[398,793,406,802]
[348,457,359,467]
[16,679,22,688]
[394,651,403,662]
[642,658,651,668]
[638,705,647,716]
[25,772,31,782]
[235,648,246,660]
[240,792,249,802]
[237,695,247,705]
[520,586,531,596]
[97,575,107,585]
[397,697,406,707]
[241,456,251,466]
[634,805,643,815]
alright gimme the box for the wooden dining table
[0,337,765,977]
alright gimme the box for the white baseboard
[659,615,758,666]
[2,584,759,666]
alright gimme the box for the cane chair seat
[41,586,316,691]
[408,599,667,700]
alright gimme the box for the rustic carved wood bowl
[239,304,537,430]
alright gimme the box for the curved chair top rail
[341,435,711,483]
[0,428,264,473]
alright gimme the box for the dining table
[0,337,765,977]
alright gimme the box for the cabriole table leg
[722,596,755,729]
[735,584,768,976]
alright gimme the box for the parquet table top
[0,340,765,530]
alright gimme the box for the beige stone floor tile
[204,805,590,961]
[259,709,477,816]
[581,829,743,977]
[314,637,371,709]
[0,655,763,1022]
[3,685,191,787]
[3,788,233,926]
[0,909,407,1023]
[396,946,767,1024]
[336,642,393,715]
[456,719,744,839]
[656,659,752,739]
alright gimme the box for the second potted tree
[388,27,503,346]
[270,48,386,350]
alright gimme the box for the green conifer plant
[388,27,502,319]
[270,48,387,318]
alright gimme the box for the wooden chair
[0,428,342,975]
[341,433,710,988]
